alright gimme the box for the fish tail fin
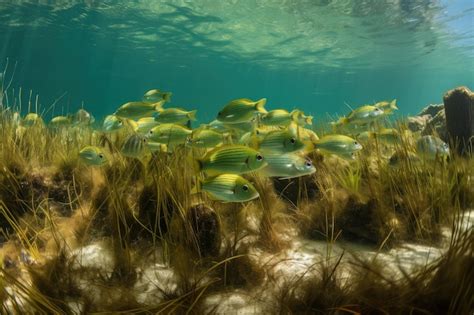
[188,110,197,121]
[154,100,165,112]
[390,99,398,111]
[255,98,267,113]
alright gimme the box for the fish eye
[98,154,104,159]
[290,138,296,144]
[143,138,147,143]
[217,111,222,116]
[149,130,153,134]
[242,185,249,191]
[256,154,263,161]
[305,160,312,167]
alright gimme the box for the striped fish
[79,146,108,166]
[193,174,259,203]
[258,130,305,154]
[216,98,267,124]
[261,153,315,179]
[135,117,159,134]
[315,134,362,155]
[147,123,192,145]
[261,109,293,126]
[190,129,224,148]
[121,134,149,158]
[154,108,197,125]
[102,115,124,132]
[115,101,164,119]
[195,145,267,175]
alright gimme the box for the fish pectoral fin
[279,176,296,180]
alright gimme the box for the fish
[50,115,71,128]
[315,134,363,156]
[291,125,320,152]
[356,131,373,142]
[143,89,172,103]
[261,109,293,126]
[121,134,149,158]
[206,119,255,134]
[102,115,124,132]
[288,122,319,142]
[22,113,43,127]
[258,130,305,154]
[194,145,267,175]
[73,109,95,125]
[374,128,400,144]
[154,108,197,125]
[260,153,316,179]
[338,105,384,125]
[79,146,108,166]
[147,123,192,145]
[190,129,224,148]
[135,117,160,134]
[192,174,259,203]
[375,99,398,115]
[416,135,449,159]
[216,98,267,124]
[115,101,164,119]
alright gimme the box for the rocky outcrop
[421,108,448,142]
[443,86,474,156]
[407,115,431,132]
[187,204,221,257]
[407,104,448,142]
[418,104,444,117]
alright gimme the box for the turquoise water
[0,0,473,122]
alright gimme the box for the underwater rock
[138,184,175,239]
[418,103,444,117]
[407,115,431,132]
[338,196,379,244]
[187,204,221,257]
[421,109,448,142]
[272,176,319,207]
[443,86,474,156]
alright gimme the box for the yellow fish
[115,101,164,119]
[315,134,362,156]
[217,98,267,124]
[79,146,108,166]
[194,145,267,175]
[143,89,172,103]
[192,174,259,203]
[337,105,384,125]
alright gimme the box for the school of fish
[12,90,451,203]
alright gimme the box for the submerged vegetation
[0,61,473,313]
